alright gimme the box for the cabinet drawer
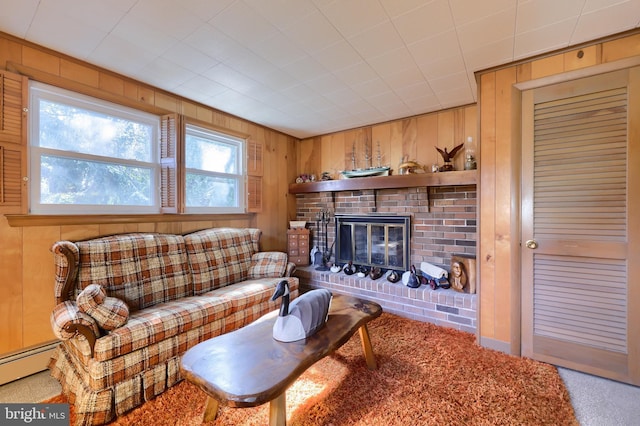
[290,256,309,266]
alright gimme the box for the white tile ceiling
[2,0,639,138]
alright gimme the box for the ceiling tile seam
[223,5,340,104]
[567,0,589,47]
[362,1,439,117]
[25,1,42,39]
[87,0,174,67]
[312,2,371,71]
[309,5,397,121]
[512,0,519,60]
[446,0,477,107]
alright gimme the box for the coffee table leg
[358,324,378,370]
[203,396,219,421]
[269,393,287,426]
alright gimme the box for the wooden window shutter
[247,138,263,176]
[0,70,27,144]
[247,175,262,212]
[160,113,182,214]
[0,142,27,213]
[0,70,28,214]
[246,139,263,212]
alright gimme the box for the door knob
[525,239,538,249]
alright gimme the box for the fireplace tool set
[313,210,332,271]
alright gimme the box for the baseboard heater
[0,342,58,386]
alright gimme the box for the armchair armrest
[50,301,100,357]
[51,242,79,305]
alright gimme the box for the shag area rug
[47,313,577,425]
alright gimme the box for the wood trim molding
[475,27,640,78]
[5,213,255,227]
[6,61,170,116]
[513,56,640,92]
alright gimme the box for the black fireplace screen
[335,215,410,271]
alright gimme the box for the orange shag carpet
[46,313,578,425]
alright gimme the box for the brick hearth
[296,266,477,334]
[293,183,477,334]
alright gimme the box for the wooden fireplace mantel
[288,170,477,194]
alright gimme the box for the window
[27,83,252,216]
[184,124,245,213]
[29,82,160,214]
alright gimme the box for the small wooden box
[287,228,310,266]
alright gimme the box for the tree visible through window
[184,124,245,213]
[29,82,160,214]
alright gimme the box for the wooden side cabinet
[287,228,310,266]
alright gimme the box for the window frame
[183,122,246,214]
[28,82,161,215]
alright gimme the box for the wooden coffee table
[180,294,382,426]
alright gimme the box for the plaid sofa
[48,228,298,426]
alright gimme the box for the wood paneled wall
[297,105,477,178]
[0,32,299,356]
[477,30,640,354]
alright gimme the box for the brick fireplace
[292,184,477,334]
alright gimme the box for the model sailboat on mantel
[340,141,390,178]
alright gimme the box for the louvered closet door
[521,67,640,385]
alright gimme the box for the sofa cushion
[185,228,261,294]
[75,233,192,311]
[210,277,298,313]
[248,252,288,278]
[77,284,129,331]
[90,295,232,362]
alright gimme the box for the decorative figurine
[369,266,383,280]
[450,261,467,292]
[420,274,428,287]
[403,265,421,288]
[343,261,355,275]
[398,155,424,175]
[420,261,451,290]
[436,143,464,172]
[387,270,401,283]
[429,277,452,290]
[420,261,449,281]
[356,265,368,278]
[310,245,320,266]
[271,280,332,342]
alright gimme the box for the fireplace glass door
[335,215,410,271]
